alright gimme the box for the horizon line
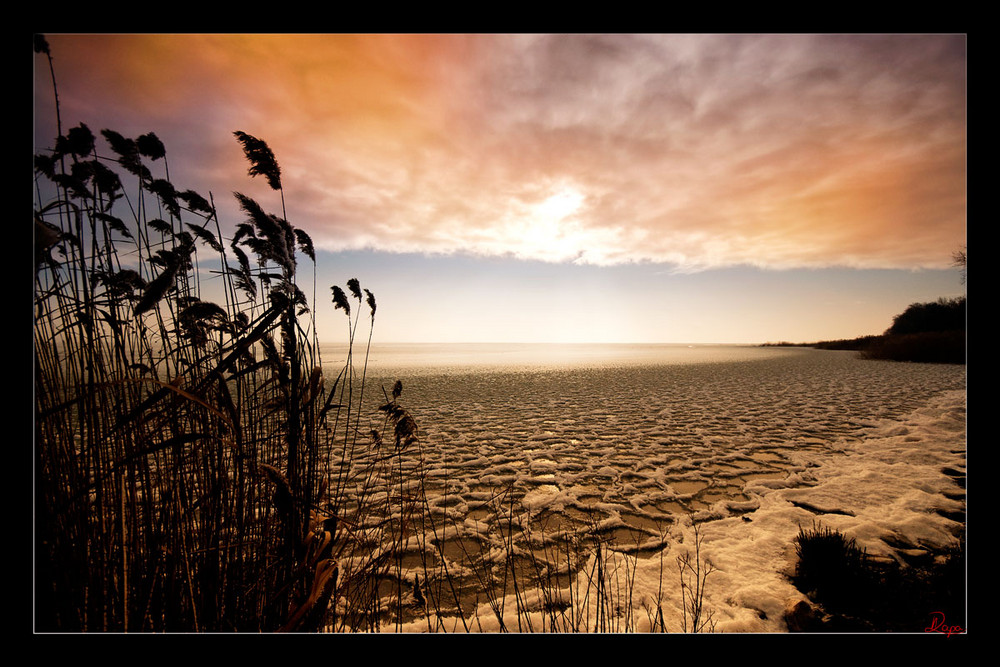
[314,340,793,347]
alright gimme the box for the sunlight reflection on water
[321,342,799,374]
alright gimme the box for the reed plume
[295,228,316,262]
[347,278,362,301]
[233,130,282,191]
[136,132,166,161]
[364,288,377,318]
[331,285,351,317]
[101,128,150,180]
[55,123,95,158]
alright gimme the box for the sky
[32,34,967,344]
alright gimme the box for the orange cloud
[36,34,966,272]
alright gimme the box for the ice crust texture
[325,345,966,632]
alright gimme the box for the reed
[34,36,713,633]
[32,36,417,631]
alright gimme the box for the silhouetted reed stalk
[641,521,672,632]
[33,37,420,631]
[35,37,720,634]
[676,522,718,633]
[402,480,653,633]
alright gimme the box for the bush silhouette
[886,297,966,336]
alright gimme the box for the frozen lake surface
[320,343,966,632]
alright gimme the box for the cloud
[36,34,966,272]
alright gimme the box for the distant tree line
[783,296,965,364]
[765,246,967,364]
[765,294,966,363]
[860,296,966,363]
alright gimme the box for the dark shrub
[792,525,966,632]
[887,297,966,336]
[861,331,966,364]
[793,525,873,613]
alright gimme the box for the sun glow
[535,186,585,222]
[500,185,590,261]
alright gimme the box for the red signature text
[925,611,965,637]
